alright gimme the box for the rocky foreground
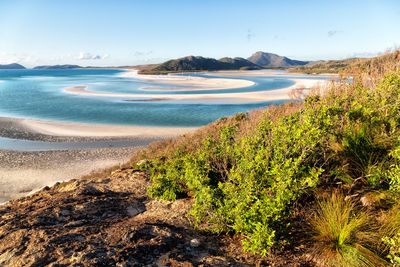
[0,167,282,266]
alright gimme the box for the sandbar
[64,78,330,104]
[120,70,256,90]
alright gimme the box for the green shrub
[141,67,400,255]
[383,234,400,266]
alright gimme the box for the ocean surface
[0,69,317,127]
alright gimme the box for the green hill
[291,57,364,74]
[0,63,26,69]
[247,51,309,67]
[33,64,82,69]
[291,53,400,74]
[139,56,261,74]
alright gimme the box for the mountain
[247,51,309,67]
[0,63,26,69]
[34,65,82,69]
[140,56,261,74]
[217,57,261,70]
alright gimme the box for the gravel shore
[0,146,145,204]
[0,117,190,204]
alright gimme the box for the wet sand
[0,117,196,204]
[0,147,140,203]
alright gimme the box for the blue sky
[0,0,399,67]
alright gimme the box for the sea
[0,69,315,127]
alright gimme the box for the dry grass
[309,192,387,266]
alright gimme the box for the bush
[136,56,400,256]
[383,234,400,266]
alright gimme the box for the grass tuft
[310,193,386,266]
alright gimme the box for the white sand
[64,78,329,103]
[19,117,196,138]
[120,70,256,90]
[0,159,125,203]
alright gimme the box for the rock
[57,180,80,192]
[64,219,86,227]
[360,195,373,207]
[59,209,71,216]
[126,205,145,217]
[360,192,390,209]
[73,185,102,197]
[0,165,258,266]
[190,238,201,248]
[150,226,172,238]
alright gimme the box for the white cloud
[78,52,109,60]
[348,51,380,58]
[0,52,39,65]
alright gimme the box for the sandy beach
[0,147,141,203]
[0,117,196,204]
[11,117,196,140]
[64,77,330,103]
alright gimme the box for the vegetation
[33,64,82,69]
[126,51,400,263]
[292,51,400,74]
[139,55,261,74]
[291,58,362,74]
[247,51,309,67]
[310,193,384,266]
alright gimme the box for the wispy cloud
[134,51,153,57]
[328,30,342,37]
[78,52,109,60]
[246,29,255,42]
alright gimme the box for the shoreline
[0,116,196,205]
[0,116,197,142]
[0,147,142,204]
[64,77,330,103]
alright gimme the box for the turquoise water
[0,69,309,127]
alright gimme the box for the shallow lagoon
[0,69,300,127]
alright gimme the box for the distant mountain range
[139,52,310,74]
[247,51,309,67]
[0,63,26,69]
[33,65,82,69]
[140,56,261,74]
[0,64,83,70]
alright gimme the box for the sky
[0,0,399,67]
